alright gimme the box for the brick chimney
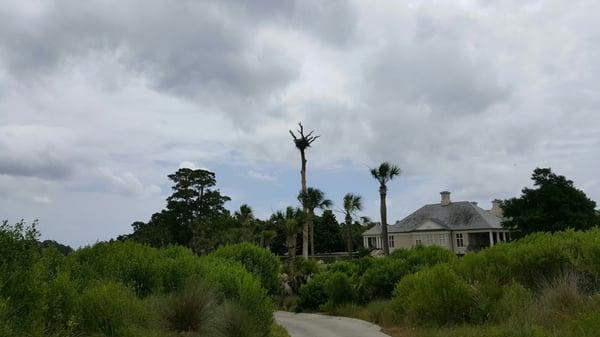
[440,191,451,206]
[491,199,503,217]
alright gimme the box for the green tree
[234,204,254,227]
[502,167,599,236]
[370,162,401,255]
[298,187,332,256]
[342,193,363,257]
[289,122,320,259]
[129,168,230,252]
[272,207,304,279]
[313,210,344,253]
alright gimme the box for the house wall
[413,231,452,250]
[364,229,511,255]
[390,233,412,250]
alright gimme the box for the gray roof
[363,201,503,235]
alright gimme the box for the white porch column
[489,231,495,247]
[501,232,506,241]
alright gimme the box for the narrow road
[275,311,391,337]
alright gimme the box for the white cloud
[247,170,277,182]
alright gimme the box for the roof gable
[414,219,450,231]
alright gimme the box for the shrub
[0,298,13,337]
[158,245,204,292]
[535,271,585,327]
[325,272,355,308]
[78,281,149,336]
[220,300,262,337]
[327,261,359,277]
[296,274,329,311]
[162,282,218,335]
[43,270,80,333]
[358,258,409,301]
[199,257,273,337]
[454,245,513,285]
[490,283,533,324]
[404,245,457,272]
[391,264,473,325]
[293,257,321,289]
[212,243,281,295]
[70,242,165,297]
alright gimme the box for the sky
[1,0,599,248]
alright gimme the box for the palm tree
[298,188,332,256]
[272,207,303,279]
[289,122,319,258]
[370,162,401,255]
[343,193,363,258]
[234,204,254,226]
[260,229,277,250]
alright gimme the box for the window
[456,233,464,247]
[389,235,395,248]
[367,237,377,248]
[414,233,449,247]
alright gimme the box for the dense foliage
[0,222,279,337]
[503,168,600,235]
[296,228,600,337]
[211,243,281,296]
[124,168,360,257]
[296,245,457,311]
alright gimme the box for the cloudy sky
[1,0,599,247]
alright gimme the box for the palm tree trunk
[287,235,296,282]
[300,150,309,259]
[380,186,390,255]
[310,218,315,256]
[345,215,353,258]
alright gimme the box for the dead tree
[289,122,319,258]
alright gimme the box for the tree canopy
[127,168,232,253]
[502,167,599,235]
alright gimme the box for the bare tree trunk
[301,150,309,259]
[345,214,353,258]
[380,186,390,255]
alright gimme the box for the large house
[362,191,509,255]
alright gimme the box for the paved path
[275,311,391,337]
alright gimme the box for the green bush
[358,258,409,301]
[220,300,262,337]
[79,281,149,336]
[158,245,204,292]
[199,257,273,336]
[490,283,532,324]
[43,270,80,333]
[70,241,165,297]
[212,243,281,295]
[325,272,355,308]
[293,257,321,289]
[0,298,13,337]
[404,245,457,272]
[326,261,360,277]
[161,282,218,335]
[296,274,329,311]
[391,264,473,325]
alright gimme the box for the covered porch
[467,230,510,252]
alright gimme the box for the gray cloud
[1,0,600,246]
